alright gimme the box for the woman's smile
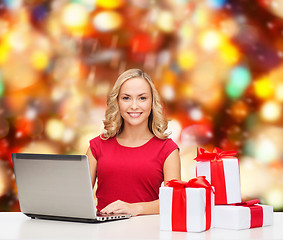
[128,112,143,118]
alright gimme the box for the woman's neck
[117,124,154,142]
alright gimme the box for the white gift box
[196,157,241,204]
[214,204,273,230]
[159,186,214,232]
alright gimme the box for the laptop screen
[13,153,97,220]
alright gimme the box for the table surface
[1,212,282,240]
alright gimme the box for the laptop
[12,153,131,223]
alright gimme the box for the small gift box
[214,199,273,230]
[194,147,241,205]
[159,176,214,232]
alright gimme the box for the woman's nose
[131,100,138,109]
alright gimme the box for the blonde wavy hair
[101,68,170,140]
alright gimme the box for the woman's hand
[100,200,142,216]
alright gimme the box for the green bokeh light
[226,66,251,99]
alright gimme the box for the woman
[86,68,181,216]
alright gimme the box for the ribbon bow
[166,179,190,188]
[234,199,260,206]
[166,176,214,193]
[194,147,237,162]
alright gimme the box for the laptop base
[25,213,129,223]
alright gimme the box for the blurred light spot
[61,4,89,35]
[62,128,76,143]
[260,101,281,122]
[199,30,221,51]
[177,50,196,70]
[157,50,171,66]
[77,126,102,153]
[219,41,239,64]
[71,0,96,12]
[266,0,283,19]
[3,0,22,10]
[130,33,161,53]
[157,11,174,33]
[96,0,124,9]
[2,63,38,90]
[25,108,37,120]
[265,187,283,211]
[254,76,274,99]
[46,119,65,141]
[240,157,273,198]
[255,138,278,163]
[230,101,249,122]
[180,83,192,98]
[179,22,193,40]
[161,85,175,101]
[226,66,251,99]
[189,108,203,121]
[51,87,66,101]
[193,7,207,27]
[93,11,123,32]
[275,83,283,102]
[22,141,58,154]
[0,37,10,64]
[207,0,227,9]
[181,124,213,146]
[166,119,182,143]
[30,50,49,70]
[8,30,28,52]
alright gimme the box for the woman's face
[118,77,152,129]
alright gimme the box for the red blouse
[89,135,179,211]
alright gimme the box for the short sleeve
[162,138,179,162]
[89,136,101,160]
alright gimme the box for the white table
[1,212,282,239]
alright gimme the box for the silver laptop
[12,153,131,223]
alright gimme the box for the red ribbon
[194,147,237,162]
[166,176,214,232]
[233,199,263,228]
[194,147,237,204]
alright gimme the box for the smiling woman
[86,69,181,216]
[102,69,170,140]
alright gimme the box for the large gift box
[214,199,273,230]
[159,176,214,232]
[194,147,241,205]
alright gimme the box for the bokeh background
[0,0,283,212]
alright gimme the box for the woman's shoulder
[152,136,178,147]
[89,134,115,145]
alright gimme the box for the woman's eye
[122,96,130,100]
[140,97,146,100]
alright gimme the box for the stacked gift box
[159,147,273,232]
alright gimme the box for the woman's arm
[163,148,181,184]
[100,148,181,216]
[86,147,97,188]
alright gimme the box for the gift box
[214,199,273,230]
[159,176,214,232]
[194,147,241,205]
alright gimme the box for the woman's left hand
[100,200,141,216]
